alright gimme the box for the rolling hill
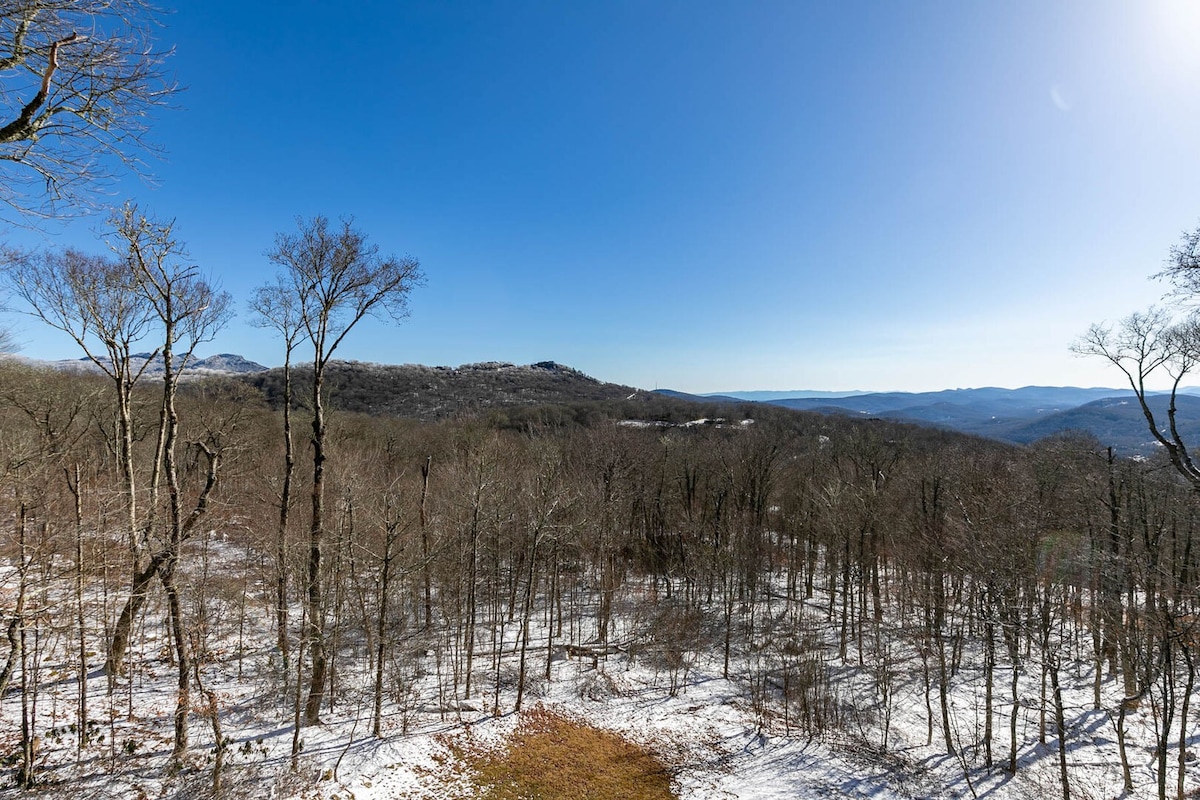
[695,385,1200,454]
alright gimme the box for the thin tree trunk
[983,592,995,770]
[291,598,307,765]
[16,504,34,789]
[106,381,141,680]
[162,563,190,763]
[1048,651,1069,800]
[304,368,328,725]
[935,571,955,755]
[1004,597,1021,774]
[1177,639,1193,800]
[515,528,540,712]
[69,464,88,752]
[373,510,398,738]
[108,554,166,686]
[464,490,480,699]
[1009,659,1020,773]
[276,355,295,678]
[191,633,225,796]
[161,332,191,762]
[420,456,432,628]
[1157,634,1174,800]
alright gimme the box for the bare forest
[0,5,1196,795]
[0,344,1197,797]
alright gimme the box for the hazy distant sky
[6,1,1200,393]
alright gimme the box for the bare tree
[249,278,303,680]
[1073,309,1200,492]
[1076,227,1200,795]
[1159,223,1200,298]
[262,214,423,725]
[3,244,156,679]
[0,0,176,219]
[2,205,230,722]
[1075,222,1200,494]
[113,202,231,762]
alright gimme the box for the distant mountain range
[15,350,1200,453]
[702,389,874,402]
[13,352,269,377]
[663,385,1200,454]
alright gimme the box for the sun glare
[1145,0,1200,80]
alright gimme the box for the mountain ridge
[7,351,270,376]
[666,385,1200,454]
[12,350,1197,452]
[241,359,652,421]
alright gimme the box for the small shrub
[456,708,676,800]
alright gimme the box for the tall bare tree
[1076,223,1200,493]
[114,202,231,761]
[1073,308,1200,492]
[0,0,176,219]
[262,214,423,724]
[2,204,230,715]
[3,243,156,678]
[249,278,303,679]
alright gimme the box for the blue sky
[7,1,1200,393]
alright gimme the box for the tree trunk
[464,490,480,699]
[304,368,328,725]
[420,456,432,628]
[106,381,141,679]
[69,464,88,751]
[372,511,397,738]
[162,562,190,763]
[514,528,540,711]
[15,504,34,789]
[983,590,995,770]
[1048,650,1070,800]
[107,555,166,684]
[161,332,191,762]
[934,571,955,755]
[276,354,295,678]
[1177,637,1193,800]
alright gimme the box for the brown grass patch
[454,708,677,800]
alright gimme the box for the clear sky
[6,0,1200,394]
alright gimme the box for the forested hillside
[0,358,1196,798]
[0,1,1197,798]
[242,360,646,421]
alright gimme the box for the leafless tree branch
[0,1,177,220]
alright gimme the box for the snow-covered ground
[1,537,1196,799]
